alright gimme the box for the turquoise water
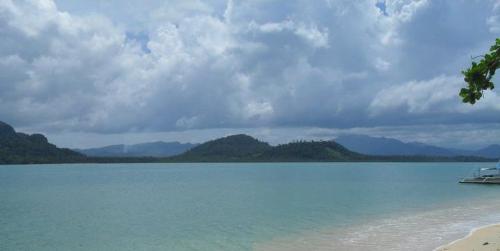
[1,163,499,251]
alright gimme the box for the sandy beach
[436,224,500,251]
[252,197,500,251]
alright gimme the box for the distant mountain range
[0,120,495,164]
[335,134,500,159]
[78,134,500,160]
[75,141,198,157]
[472,144,500,159]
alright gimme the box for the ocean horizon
[1,162,499,251]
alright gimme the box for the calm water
[1,163,499,251]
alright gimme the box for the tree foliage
[0,121,86,164]
[460,38,500,104]
[170,134,272,162]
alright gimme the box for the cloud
[370,74,500,127]
[249,20,329,48]
[1,0,500,148]
[487,0,500,33]
[370,75,464,114]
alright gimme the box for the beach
[254,204,500,251]
[436,224,500,251]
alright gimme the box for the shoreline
[435,223,500,251]
[255,200,500,251]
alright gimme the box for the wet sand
[254,204,500,251]
[435,224,500,251]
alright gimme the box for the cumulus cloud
[370,74,500,127]
[1,0,500,148]
[370,75,464,114]
[249,20,329,48]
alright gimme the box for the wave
[254,198,500,251]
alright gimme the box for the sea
[1,163,499,251]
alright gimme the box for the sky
[1,0,500,149]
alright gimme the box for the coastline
[435,224,500,251]
[255,198,500,251]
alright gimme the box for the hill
[170,134,272,162]
[75,141,197,157]
[256,140,363,161]
[335,134,462,157]
[472,144,500,159]
[0,121,85,164]
[335,134,500,159]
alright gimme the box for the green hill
[0,121,85,164]
[256,140,363,161]
[170,134,272,162]
[169,135,364,162]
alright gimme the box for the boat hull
[459,177,500,184]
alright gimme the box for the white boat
[459,162,500,184]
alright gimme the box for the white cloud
[488,1,500,34]
[244,101,274,119]
[376,0,429,46]
[374,57,391,71]
[249,20,329,48]
[487,15,500,33]
[370,75,500,114]
[294,23,329,48]
[370,75,462,114]
[385,0,428,22]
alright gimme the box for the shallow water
[0,163,499,251]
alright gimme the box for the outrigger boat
[459,161,500,184]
